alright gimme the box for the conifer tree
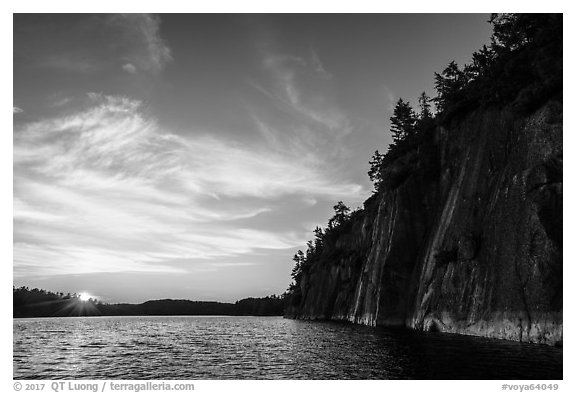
[368,150,385,189]
[418,92,432,119]
[390,98,417,142]
[328,201,351,229]
[433,61,466,112]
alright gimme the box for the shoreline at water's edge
[284,313,563,348]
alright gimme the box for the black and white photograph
[11,8,564,384]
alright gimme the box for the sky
[13,14,493,303]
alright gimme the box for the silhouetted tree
[328,201,351,229]
[433,61,467,112]
[368,150,386,190]
[429,14,561,115]
[469,45,497,79]
[418,92,433,119]
[390,99,418,142]
[291,250,306,283]
[313,226,324,251]
[489,13,537,52]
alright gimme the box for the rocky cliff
[285,100,562,346]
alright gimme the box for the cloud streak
[122,63,137,74]
[245,43,357,170]
[14,94,363,277]
[256,49,350,135]
[108,14,172,74]
[41,56,98,73]
[309,46,332,79]
[28,14,171,76]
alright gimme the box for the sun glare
[79,292,92,302]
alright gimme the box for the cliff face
[286,101,562,346]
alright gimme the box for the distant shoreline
[13,287,286,318]
[13,314,284,318]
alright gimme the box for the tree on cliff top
[432,14,562,115]
[368,150,386,191]
[367,99,420,191]
[390,98,418,142]
[328,201,351,229]
[287,201,354,293]
[433,61,468,112]
[489,13,549,52]
[418,92,433,119]
[291,250,306,283]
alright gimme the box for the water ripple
[13,316,562,379]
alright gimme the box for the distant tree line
[234,295,285,316]
[13,286,286,318]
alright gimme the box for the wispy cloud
[14,94,363,277]
[108,14,172,74]
[50,96,72,108]
[382,85,397,112]
[122,63,137,74]
[309,46,332,79]
[243,42,357,172]
[41,56,98,73]
[31,14,171,76]
[254,48,351,137]
[13,106,23,114]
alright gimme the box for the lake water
[13,316,562,379]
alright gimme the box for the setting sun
[79,292,92,302]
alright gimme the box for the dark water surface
[13,316,562,379]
